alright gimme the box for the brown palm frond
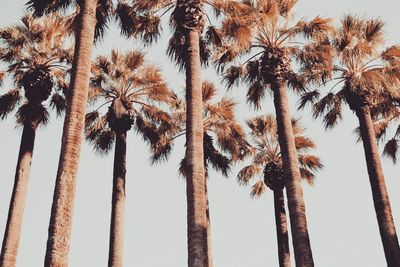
[299,168,314,185]
[93,128,115,155]
[237,164,262,185]
[211,0,253,17]
[223,65,243,89]
[213,44,240,70]
[178,158,187,178]
[135,114,160,145]
[244,60,261,83]
[222,16,252,49]
[204,133,230,177]
[289,17,334,42]
[382,45,400,64]
[49,92,66,116]
[298,90,320,110]
[246,80,265,110]
[150,134,173,164]
[364,18,384,44]
[205,25,222,47]
[250,180,266,198]
[133,0,171,12]
[383,138,399,163]
[0,89,21,118]
[16,102,49,125]
[298,155,323,171]
[26,0,73,17]
[294,136,316,151]
[286,71,306,93]
[202,81,217,102]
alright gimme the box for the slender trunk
[272,83,314,267]
[108,131,127,267]
[273,189,291,267]
[204,180,213,267]
[184,28,209,267]
[0,123,37,267]
[356,106,400,266]
[44,1,97,266]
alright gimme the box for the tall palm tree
[0,15,71,267]
[214,1,333,265]
[238,115,322,267]
[300,16,400,266]
[151,81,251,267]
[115,1,253,265]
[85,50,177,267]
[26,0,113,265]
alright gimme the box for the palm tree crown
[301,15,400,128]
[0,14,72,124]
[238,115,322,197]
[85,49,178,153]
[214,0,333,102]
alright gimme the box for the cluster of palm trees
[0,0,400,266]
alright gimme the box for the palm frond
[298,90,320,110]
[0,89,21,119]
[16,102,49,125]
[237,164,262,185]
[26,0,73,17]
[223,65,242,89]
[383,138,399,163]
[49,92,66,116]
[246,81,265,110]
[202,81,217,102]
[93,128,115,155]
[250,180,266,198]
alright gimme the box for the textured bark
[108,131,127,267]
[184,28,209,267]
[356,107,400,266]
[274,189,291,267]
[272,83,314,267]
[0,123,37,267]
[44,1,97,266]
[204,181,213,267]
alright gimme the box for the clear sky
[1,1,400,266]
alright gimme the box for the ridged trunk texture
[0,123,37,267]
[185,29,209,267]
[274,189,291,267]
[356,106,400,266]
[272,83,314,267]
[108,131,127,267]
[44,1,97,266]
[205,180,213,267]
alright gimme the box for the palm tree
[85,50,177,267]
[26,0,113,265]
[115,1,253,265]
[300,16,400,266]
[214,1,333,265]
[0,15,71,267]
[151,81,251,267]
[238,115,322,267]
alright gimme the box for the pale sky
[1,1,400,266]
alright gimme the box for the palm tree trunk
[0,123,37,267]
[273,189,291,267]
[272,82,314,267]
[184,27,209,267]
[204,180,213,267]
[44,1,97,266]
[356,106,400,266]
[108,131,127,267]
